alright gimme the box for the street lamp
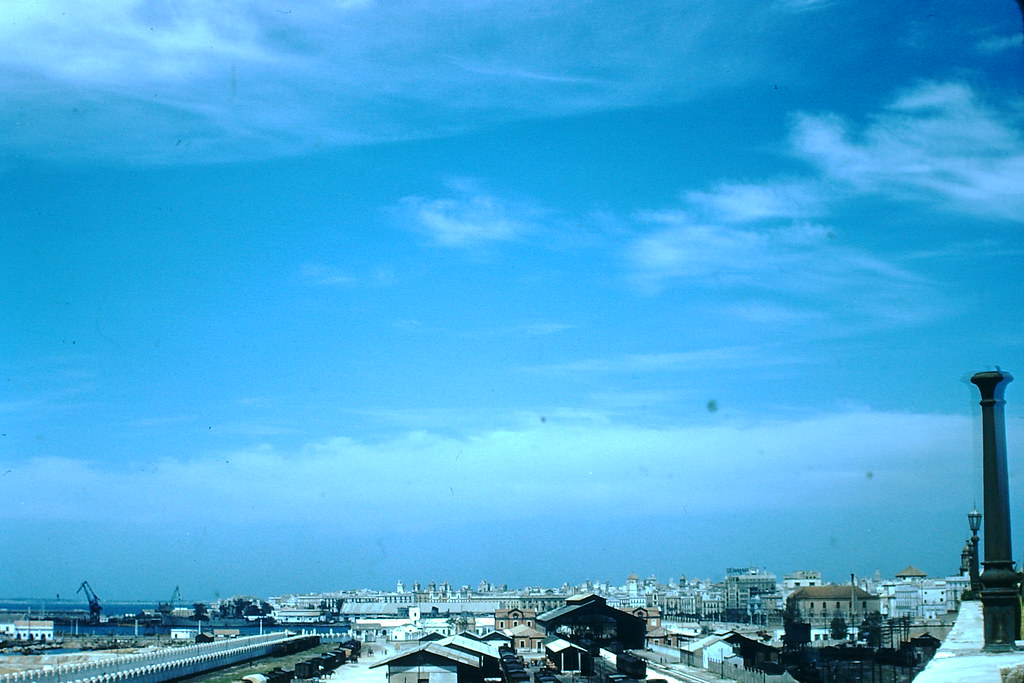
[968,506,982,596]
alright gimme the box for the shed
[371,643,484,683]
[537,595,644,652]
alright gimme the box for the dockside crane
[77,580,102,623]
[157,586,182,621]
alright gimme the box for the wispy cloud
[0,2,782,163]
[523,345,801,375]
[721,300,827,323]
[975,34,1023,54]
[2,411,1008,527]
[624,211,943,325]
[771,0,838,13]
[684,181,825,223]
[398,181,542,247]
[791,81,1024,222]
[618,80,1020,326]
[460,323,575,339]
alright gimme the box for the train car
[615,653,646,680]
[265,668,294,683]
[294,659,321,679]
[534,668,561,683]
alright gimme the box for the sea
[0,600,350,637]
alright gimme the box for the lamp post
[970,370,1018,650]
[968,506,982,597]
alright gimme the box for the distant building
[630,606,661,629]
[788,585,881,627]
[724,568,779,623]
[678,634,733,668]
[783,571,822,600]
[0,620,54,642]
[503,624,546,651]
[875,571,966,620]
[495,608,535,630]
[895,566,928,582]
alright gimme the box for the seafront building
[255,563,965,641]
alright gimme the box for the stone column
[971,370,1019,650]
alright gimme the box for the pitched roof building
[537,593,645,653]
[788,585,881,627]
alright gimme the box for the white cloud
[975,34,1023,54]
[625,213,942,324]
[684,181,825,223]
[1,411,1005,527]
[0,1,799,163]
[399,183,540,247]
[722,300,827,323]
[771,0,837,12]
[791,81,1024,222]
[524,345,802,375]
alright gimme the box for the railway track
[646,659,729,683]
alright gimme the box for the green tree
[859,612,883,648]
[830,614,848,640]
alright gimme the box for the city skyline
[0,564,942,605]
[3,1,1023,600]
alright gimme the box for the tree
[783,597,802,626]
[782,597,810,650]
[859,612,883,648]
[830,614,848,641]
[783,621,811,650]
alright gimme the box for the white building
[0,620,55,641]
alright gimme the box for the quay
[0,633,319,683]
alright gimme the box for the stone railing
[1,632,303,683]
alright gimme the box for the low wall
[707,659,798,683]
[1,633,311,683]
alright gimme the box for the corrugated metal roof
[503,624,546,638]
[420,601,502,613]
[544,638,586,653]
[370,643,482,669]
[341,602,405,615]
[537,603,583,622]
[679,635,725,653]
[438,634,501,658]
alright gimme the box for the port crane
[77,580,102,623]
[157,586,182,619]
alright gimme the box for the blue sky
[2,1,1023,602]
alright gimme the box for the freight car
[615,652,646,680]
